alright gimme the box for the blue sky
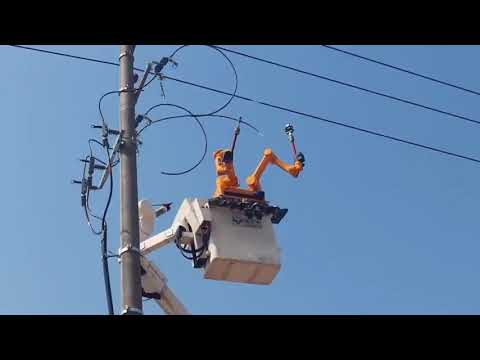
[2,45,480,314]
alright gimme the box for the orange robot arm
[246,148,304,193]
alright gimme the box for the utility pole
[118,45,143,315]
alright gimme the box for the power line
[321,45,480,97]
[162,75,480,164]
[213,45,480,127]
[9,45,480,165]
[10,45,120,68]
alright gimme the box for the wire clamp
[143,115,153,126]
[118,244,141,257]
[121,306,143,315]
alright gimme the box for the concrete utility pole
[118,45,143,315]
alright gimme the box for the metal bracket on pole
[121,306,143,315]
[119,244,141,257]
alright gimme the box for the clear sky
[2,45,480,315]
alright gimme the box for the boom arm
[246,148,304,193]
[141,256,190,315]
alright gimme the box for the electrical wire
[168,45,239,116]
[83,102,117,315]
[320,45,480,97]
[136,66,159,91]
[174,229,206,260]
[88,140,108,165]
[101,144,114,315]
[137,114,262,137]
[163,75,480,165]
[136,112,261,181]
[202,114,262,135]
[81,145,114,314]
[84,202,103,235]
[135,45,241,176]
[98,69,161,129]
[86,181,103,222]
[86,123,115,316]
[93,88,117,316]
[102,145,114,231]
[9,45,120,67]
[97,44,238,132]
[139,104,208,176]
[137,112,261,182]
[14,44,480,127]
[7,47,154,127]
[9,45,151,92]
[141,45,240,120]
[213,45,480,127]
[10,45,480,164]
[98,91,121,128]
[101,223,114,315]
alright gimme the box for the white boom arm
[140,256,189,315]
[140,227,194,256]
[138,200,193,315]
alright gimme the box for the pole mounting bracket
[121,306,143,315]
[118,244,141,257]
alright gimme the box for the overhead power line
[10,45,120,67]
[162,75,480,164]
[321,45,480,97]
[213,45,480,127]
[8,45,480,165]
